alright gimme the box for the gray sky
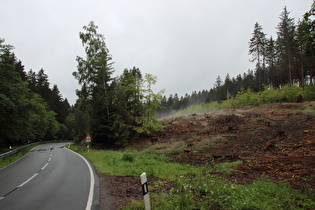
[1,0,313,104]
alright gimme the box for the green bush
[260,86,282,103]
[280,85,303,102]
[233,88,262,107]
[304,84,315,101]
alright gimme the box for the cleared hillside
[130,102,315,190]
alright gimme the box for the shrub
[260,86,282,103]
[304,84,315,101]
[280,85,302,102]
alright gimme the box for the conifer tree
[298,2,315,84]
[276,7,298,85]
[265,37,278,86]
[110,68,143,145]
[249,22,267,91]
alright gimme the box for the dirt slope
[131,102,315,189]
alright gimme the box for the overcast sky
[1,0,313,104]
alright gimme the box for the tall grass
[72,146,315,209]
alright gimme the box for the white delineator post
[140,172,151,210]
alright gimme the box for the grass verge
[71,145,315,209]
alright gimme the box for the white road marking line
[65,148,95,210]
[41,162,49,170]
[0,149,53,200]
[17,173,38,188]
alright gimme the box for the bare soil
[100,102,315,209]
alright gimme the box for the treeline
[69,22,163,146]
[0,39,71,149]
[158,3,315,115]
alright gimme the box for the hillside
[130,102,315,188]
[100,102,315,209]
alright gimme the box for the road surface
[0,142,99,210]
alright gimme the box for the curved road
[0,143,99,210]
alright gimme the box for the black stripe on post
[142,182,148,195]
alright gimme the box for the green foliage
[260,86,282,103]
[73,23,164,146]
[280,85,303,102]
[0,39,64,147]
[140,73,164,135]
[110,68,144,145]
[72,21,115,145]
[304,84,315,100]
[71,99,90,143]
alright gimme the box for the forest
[0,39,71,148]
[1,2,314,148]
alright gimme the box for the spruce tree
[265,37,278,87]
[249,22,267,91]
[111,68,143,145]
[276,7,298,85]
[298,2,315,84]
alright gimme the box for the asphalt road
[0,143,99,210]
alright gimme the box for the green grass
[210,160,243,176]
[0,145,38,169]
[71,145,201,179]
[71,145,315,209]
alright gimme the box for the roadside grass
[71,145,315,209]
[71,145,201,179]
[0,145,38,169]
